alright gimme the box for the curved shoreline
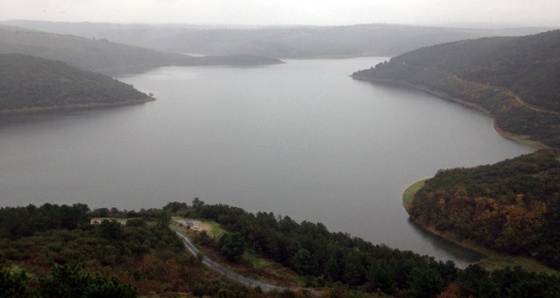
[0,96,155,114]
[360,75,557,272]
[351,75,548,150]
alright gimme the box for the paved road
[174,230,288,293]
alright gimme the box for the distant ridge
[2,20,554,58]
[0,54,151,112]
[0,26,282,76]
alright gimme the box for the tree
[0,266,31,298]
[410,267,445,298]
[38,264,138,298]
[218,233,246,262]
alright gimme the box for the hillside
[0,27,282,75]
[352,30,560,148]
[2,21,552,58]
[0,54,151,112]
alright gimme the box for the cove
[0,57,533,266]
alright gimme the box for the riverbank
[352,75,548,150]
[402,180,559,275]
[0,96,155,114]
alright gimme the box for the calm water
[0,58,533,266]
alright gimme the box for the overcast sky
[1,0,559,27]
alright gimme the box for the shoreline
[351,75,548,150]
[0,96,155,115]
[361,74,556,272]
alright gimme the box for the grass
[402,179,426,210]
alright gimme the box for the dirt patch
[174,219,212,233]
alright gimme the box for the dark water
[0,58,533,266]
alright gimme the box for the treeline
[352,30,560,148]
[0,54,150,111]
[0,203,252,297]
[166,200,560,297]
[408,149,560,269]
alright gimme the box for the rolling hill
[0,54,151,112]
[2,21,553,58]
[0,26,282,76]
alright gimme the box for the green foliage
[0,54,150,111]
[38,264,138,298]
[218,232,246,262]
[0,266,31,298]
[0,203,91,239]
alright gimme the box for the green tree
[218,233,246,262]
[0,266,31,298]
[410,267,445,298]
[38,264,137,298]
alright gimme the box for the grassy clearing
[402,179,426,210]
[471,246,560,275]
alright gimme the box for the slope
[0,54,151,112]
[352,30,560,148]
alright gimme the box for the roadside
[169,220,289,293]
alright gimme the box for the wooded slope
[0,54,150,111]
[408,150,560,270]
[353,30,560,147]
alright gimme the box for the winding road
[174,230,288,293]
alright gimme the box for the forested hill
[0,54,151,112]
[0,27,282,75]
[352,29,560,148]
[407,149,560,270]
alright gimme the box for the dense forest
[0,26,281,75]
[407,149,560,270]
[1,202,559,297]
[2,21,550,58]
[0,54,151,111]
[352,29,560,148]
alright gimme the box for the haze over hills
[0,25,282,76]
[353,29,560,148]
[2,20,553,58]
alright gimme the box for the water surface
[0,58,533,266]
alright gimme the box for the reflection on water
[406,219,482,268]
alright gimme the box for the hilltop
[353,29,560,148]
[2,21,552,58]
[0,54,151,112]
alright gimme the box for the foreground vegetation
[2,201,559,297]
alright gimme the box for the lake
[0,57,533,266]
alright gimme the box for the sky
[1,0,560,27]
